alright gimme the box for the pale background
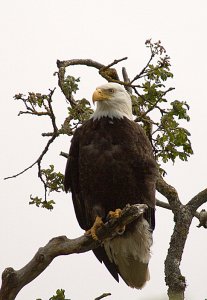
[1,1,207,299]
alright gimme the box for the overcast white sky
[1,1,207,299]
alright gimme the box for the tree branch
[187,187,207,212]
[56,57,144,100]
[156,199,171,210]
[156,176,181,213]
[0,204,146,300]
[130,52,154,84]
[122,67,133,94]
[165,205,193,300]
[156,175,191,300]
[56,58,105,70]
[94,293,111,300]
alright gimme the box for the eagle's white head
[91,82,133,120]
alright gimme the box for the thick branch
[165,206,193,300]
[0,204,146,300]
[156,175,190,300]
[187,187,207,212]
[157,177,207,299]
[56,58,122,87]
[56,58,145,102]
[56,58,105,70]
[156,176,181,213]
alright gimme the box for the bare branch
[60,151,69,159]
[56,58,105,70]
[130,53,154,84]
[4,161,37,180]
[156,199,171,210]
[156,176,181,213]
[94,293,111,300]
[18,111,49,116]
[56,58,136,96]
[122,67,133,94]
[56,58,123,85]
[187,187,207,212]
[0,204,146,300]
[100,57,127,71]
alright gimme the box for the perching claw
[85,216,104,240]
[107,208,126,235]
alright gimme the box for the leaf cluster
[29,195,55,210]
[61,75,80,100]
[29,165,64,210]
[36,289,70,300]
[58,96,94,137]
[14,92,53,116]
[131,40,193,166]
[41,164,64,193]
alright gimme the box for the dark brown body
[64,116,157,282]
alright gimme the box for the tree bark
[157,177,207,300]
[165,206,193,300]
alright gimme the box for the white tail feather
[104,218,153,289]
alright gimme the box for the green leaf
[41,165,64,193]
[29,195,55,210]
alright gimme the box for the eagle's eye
[108,88,115,93]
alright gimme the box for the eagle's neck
[92,101,133,120]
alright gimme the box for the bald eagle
[64,83,157,289]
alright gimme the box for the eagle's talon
[107,208,125,235]
[108,208,122,219]
[86,216,103,241]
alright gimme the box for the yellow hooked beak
[92,89,109,103]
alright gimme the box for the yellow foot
[85,216,103,241]
[108,208,122,219]
[107,208,125,235]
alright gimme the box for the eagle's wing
[64,126,120,282]
[131,122,157,230]
[64,127,120,282]
[93,247,119,282]
[64,128,87,230]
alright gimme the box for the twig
[156,199,171,210]
[4,161,37,180]
[60,151,69,159]
[130,53,154,84]
[122,67,133,94]
[100,57,128,71]
[94,293,111,300]
[18,111,49,116]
